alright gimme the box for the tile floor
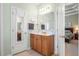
[15,49,42,56]
[15,49,55,56]
[15,40,78,56]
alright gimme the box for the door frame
[11,6,17,55]
[11,6,26,55]
[0,3,4,56]
[57,4,65,56]
[11,6,14,55]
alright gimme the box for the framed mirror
[16,17,23,42]
[41,24,45,30]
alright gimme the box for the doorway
[65,3,78,56]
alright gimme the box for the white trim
[11,5,12,56]
[65,12,78,16]
[11,6,27,55]
[0,3,1,56]
[65,3,77,11]
[65,8,78,14]
[11,5,16,56]
[54,7,58,55]
[65,3,75,7]
[1,3,4,56]
[57,4,65,56]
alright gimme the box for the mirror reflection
[17,17,22,42]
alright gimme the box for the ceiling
[12,3,78,16]
[65,3,78,16]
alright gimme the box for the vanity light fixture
[39,5,52,15]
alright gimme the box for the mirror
[38,11,55,32]
[37,4,55,33]
[17,17,23,42]
[28,23,34,30]
[41,24,45,30]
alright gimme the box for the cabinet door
[36,35,42,53]
[50,36,54,54]
[41,36,49,55]
[30,34,34,48]
[33,35,37,50]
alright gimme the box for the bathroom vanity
[30,32,54,56]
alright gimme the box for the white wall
[0,3,1,56]
[1,3,30,56]
[2,3,11,56]
[11,4,38,50]
[11,4,29,50]
[1,3,65,56]
[25,4,38,49]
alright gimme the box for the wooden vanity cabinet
[41,36,48,55]
[30,34,34,49]
[36,35,42,53]
[41,36,54,56]
[30,34,54,56]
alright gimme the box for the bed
[65,28,73,43]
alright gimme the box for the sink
[42,32,47,34]
[31,31,54,36]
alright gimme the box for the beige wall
[65,14,78,28]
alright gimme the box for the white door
[57,4,65,56]
[11,6,26,55]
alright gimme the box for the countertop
[30,31,54,36]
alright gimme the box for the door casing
[57,4,65,56]
[0,3,3,56]
[11,6,26,55]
